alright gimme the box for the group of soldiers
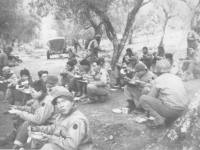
[0,35,109,150]
[0,30,199,149]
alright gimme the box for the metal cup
[122,107,130,114]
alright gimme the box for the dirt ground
[0,47,200,150]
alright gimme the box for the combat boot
[146,110,166,129]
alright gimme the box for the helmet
[154,59,171,74]
[135,63,147,72]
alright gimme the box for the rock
[109,135,114,140]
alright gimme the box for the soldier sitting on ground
[82,58,110,104]
[182,47,200,81]
[165,53,182,78]
[140,46,153,70]
[151,45,165,70]
[0,45,18,76]
[124,63,153,113]
[60,60,79,87]
[3,68,32,106]
[114,48,135,88]
[28,88,93,150]
[0,66,18,98]
[140,59,189,129]
[1,80,59,149]
[38,70,48,83]
[68,59,95,98]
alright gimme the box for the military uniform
[33,107,93,150]
[140,73,188,125]
[87,68,110,102]
[13,95,59,147]
[5,76,33,105]
[140,59,188,128]
[68,67,95,95]
[86,39,99,64]
[187,30,200,53]
[0,72,18,94]
[183,52,200,79]
[60,66,79,86]
[124,70,153,108]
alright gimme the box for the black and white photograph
[0,0,199,149]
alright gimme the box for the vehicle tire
[47,50,50,59]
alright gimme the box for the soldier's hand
[124,77,131,82]
[11,83,17,87]
[9,105,17,109]
[8,108,21,115]
[39,133,50,142]
[39,137,49,142]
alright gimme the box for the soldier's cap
[46,75,58,85]
[135,63,147,72]
[154,59,171,74]
[129,56,138,61]
[52,88,74,105]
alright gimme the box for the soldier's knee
[142,87,150,95]
[70,78,76,82]
[41,143,58,150]
[140,95,149,104]
[23,121,30,126]
[124,85,128,90]
[87,84,96,90]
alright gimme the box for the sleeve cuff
[48,135,60,143]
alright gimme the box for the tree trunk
[146,90,200,150]
[111,41,120,70]
[110,0,144,69]
[94,23,104,36]
[159,18,168,46]
[85,0,144,70]
[159,5,170,46]
[191,1,200,33]
[128,28,134,44]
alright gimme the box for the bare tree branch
[142,0,151,6]
[84,0,117,42]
